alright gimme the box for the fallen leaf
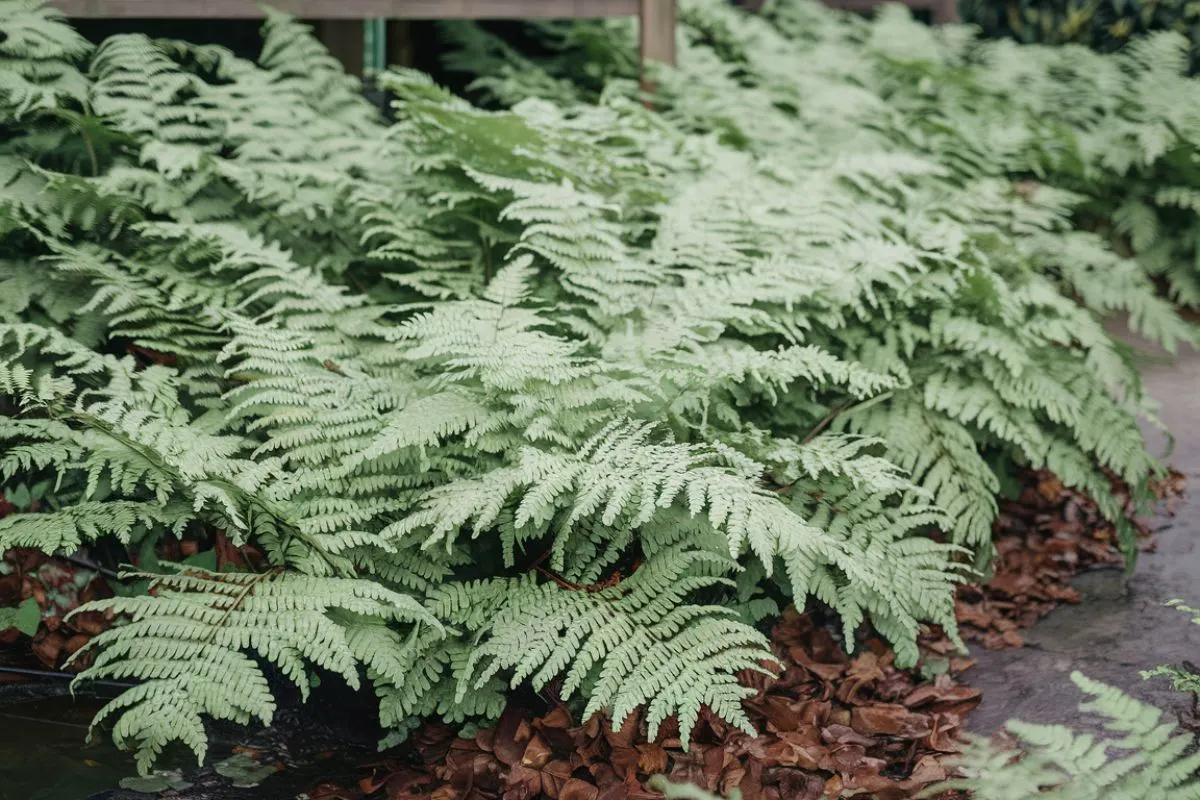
[560,778,600,800]
[493,705,529,766]
[635,743,668,774]
[850,705,931,739]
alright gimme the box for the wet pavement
[967,326,1200,733]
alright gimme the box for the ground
[967,323,1200,733]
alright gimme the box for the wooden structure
[47,1,677,74]
[48,0,958,82]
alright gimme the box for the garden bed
[3,1,1200,798]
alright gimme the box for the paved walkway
[967,329,1200,732]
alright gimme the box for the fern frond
[942,672,1200,799]
[433,545,772,744]
[70,568,440,772]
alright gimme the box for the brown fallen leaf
[635,744,668,775]
[903,677,981,708]
[850,705,930,739]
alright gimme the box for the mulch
[0,544,113,675]
[310,609,978,800]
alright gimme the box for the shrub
[958,0,1200,65]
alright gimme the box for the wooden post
[639,0,675,92]
[319,20,365,76]
[639,0,675,66]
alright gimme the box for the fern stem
[199,568,281,645]
[0,666,134,688]
[801,391,894,446]
[64,553,120,580]
[799,400,854,448]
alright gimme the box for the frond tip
[938,672,1200,799]
[68,568,440,773]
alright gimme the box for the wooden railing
[47,1,635,18]
[46,0,953,81]
[47,0,677,73]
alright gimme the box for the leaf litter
[955,467,1184,650]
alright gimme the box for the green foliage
[648,775,737,800]
[0,0,1180,775]
[0,595,41,636]
[960,0,1200,65]
[438,0,1181,559]
[0,0,90,118]
[764,0,1200,312]
[941,672,1200,799]
[1141,600,1200,695]
[71,568,440,773]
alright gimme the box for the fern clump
[70,568,442,773]
[0,0,1178,774]
[437,0,1182,560]
[757,0,1200,312]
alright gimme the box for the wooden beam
[639,0,675,70]
[820,0,957,20]
[822,0,911,11]
[48,0,638,17]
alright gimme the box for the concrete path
[966,331,1200,732]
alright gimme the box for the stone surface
[966,325,1200,733]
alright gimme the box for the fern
[437,546,771,745]
[1141,600,1200,695]
[940,672,1200,799]
[0,0,90,118]
[437,0,1177,557]
[68,568,441,773]
[647,775,739,800]
[0,0,1181,776]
